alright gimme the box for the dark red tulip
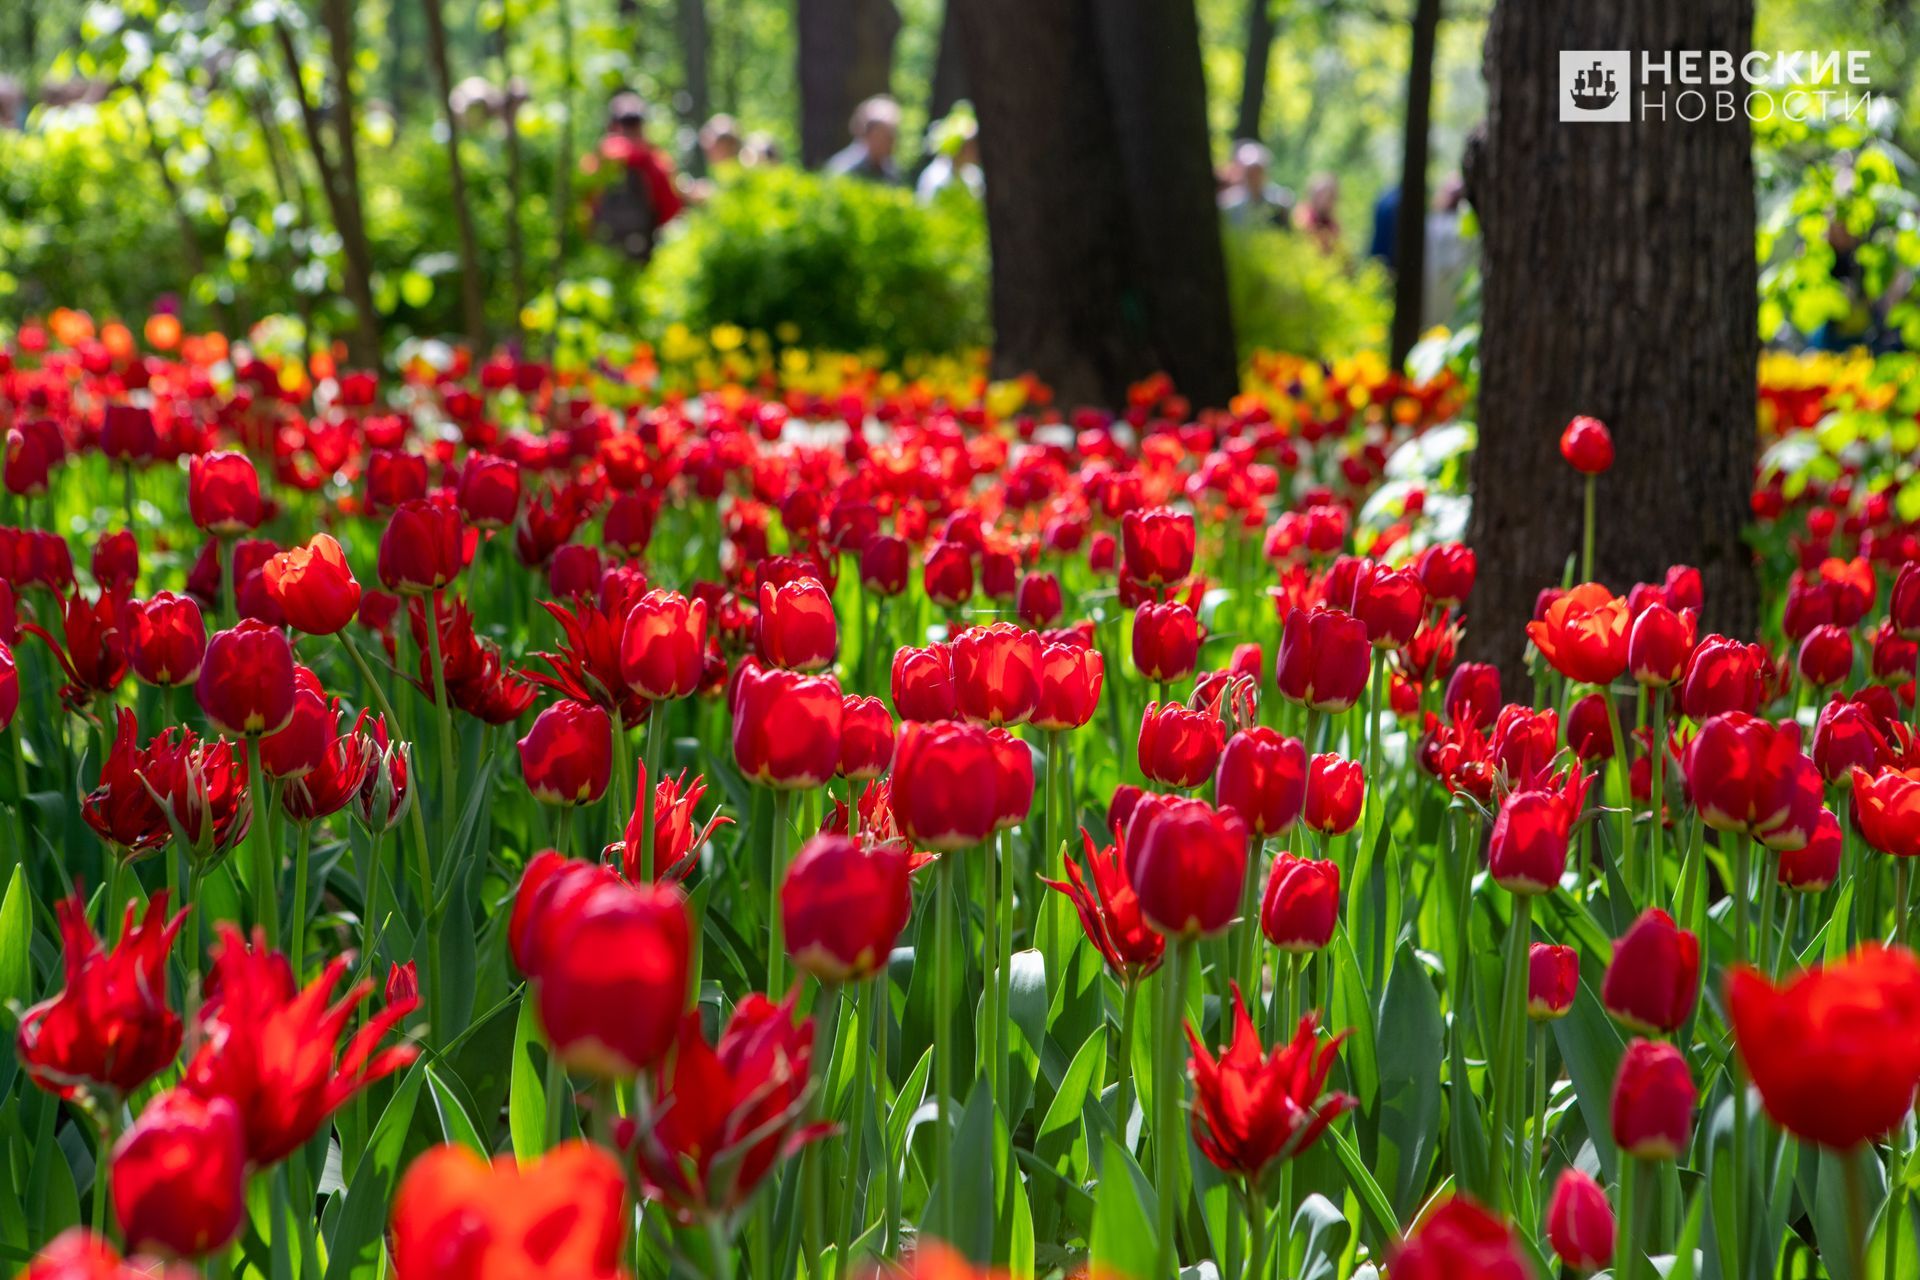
[1683,712,1823,850]
[1894,562,1920,641]
[1216,727,1307,837]
[1303,753,1365,836]
[1560,415,1614,474]
[1601,908,1700,1034]
[126,591,206,687]
[1186,988,1354,1178]
[547,543,602,600]
[1565,693,1614,761]
[1679,634,1767,720]
[601,491,656,555]
[1611,1037,1695,1159]
[187,451,262,535]
[1131,601,1199,684]
[951,622,1042,727]
[17,891,186,1100]
[519,700,612,805]
[1444,662,1501,729]
[1628,601,1697,688]
[377,498,468,594]
[620,589,708,701]
[782,834,912,983]
[259,667,337,780]
[101,403,158,462]
[92,530,139,594]
[890,719,998,851]
[1348,561,1424,650]
[1260,853,1338,952]
[4,427,50,497]
[1796,623,1854,688]
[732,664,842,790]
[353,715,412,835]
[365,449,429,514]
[1528,943,1579,1020]
[1042,829,1165,980]
[0,641,14,730]
[110,1089,247,1258]
[1778,807,1842,892]
[923,540,974,609]
[1017,572,1063,627]
[1138,701,1225,790]
[860,535,910,595]
[891,643,958,722]
[196,619,296,736]
[1416,542,1476,606]
[456,454,522,529]
[838,694,896,780]
[1121,507,1195,586]
[1814,695,1893,783]
[758,578,838,673]
[282,712,378,825]
[1275,607,1370,713]
[1547,1169,1615,1273]
[1124,795,1247,938]
[1033,641,1104,731]
[262,533,361,636]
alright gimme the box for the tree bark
[796,0,901,168]
[1235,0,1275,142]
[928,0,967,123]
[1463,0,1759,684]
[960,0,1239,408]
[421,0,487,350]
[1388,0,1441,366]
[677,0,711,147]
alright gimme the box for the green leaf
[1090,1135,1158,1280]
[1548,978,1626,1182]
[1324,1123,1400,1246]
[508,992,551,1162]
[1372,940,1442,1218]
[426,1063,485,1153]
[0,866,31,1013]
[1034,1030,1105,1173]
[1287,1192,1353,1280]
[324,1063,426,1280]
[923,1078,995,1263]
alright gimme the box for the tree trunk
[796,0,901,168]
[1388,0,1441,367]
[677,0,711,150]
[1235,0,1274,142]
[552,0,576,296]
[928,0,967,123]
[494,21,528,337]
[307,0,382,367]
[1463,0,1759,684]
[421,0,487,351]
[960,0,1239,408]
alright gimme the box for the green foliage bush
[640,168,990,362]
[1220,223,1391,362]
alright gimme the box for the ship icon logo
[1559,51,1632,122]
[1570,60,1619,110]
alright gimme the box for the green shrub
[640,167,990,362]
[1221,223,1391,361]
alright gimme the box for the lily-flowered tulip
[1185,987,1354,1180]
[781,834,913,983]
[1042,829,1165,980]
[262,533,361,635]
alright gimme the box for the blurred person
[1294,172,1343,257]
[917,105,983,203]
[583,91,685,262]
[1368,184,1401,265]
[826,95,901,184]
[1219,140,1293,229]
[744,132,783,167]
[700,114,745,169]
[1422,175,1474,331]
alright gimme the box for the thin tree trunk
[421,0,487,350]
[677,0,711,154]
[1463,0,1759,683]
[129,86,211,289]
[1235,0,1275,142]
[494,22,528,337]
[796,0,901,168]
[1388,0,1441,366]
[553,0,577,293]
[928,0,967,123]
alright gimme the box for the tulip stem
[768,789,792,991]
[1844,1147,1870,1280]
[1115,977,1139,1137]
[424,591,460,842]
[983,834,1001,1124]
[102,852,124,943]
[289,820,311,979]
[876,966,900,1253]
[1242,1179,1269,1280]
[1731,836,1753,1272]
[1615,1153,1639,1280]
[637,704,664,882]
[1581,474,1596,585]
[219,533,237,629]
[998,826,1015,1119]
[1155,937,1193,1280]
[1491,892,1532,1212]
[1042,730,1062,977]
[933,850,956,1240]
[1601,687,1636,896]
[1648,689,1667,898]
[834,978,871,1279]
[244,738,279,950]
[1530,1023,1548,1191]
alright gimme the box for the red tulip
[110,1089,247,1258]
[377,498,469,594]
[1042,829,1165,980]
[23,587,129,708]
[187,451,263,535]
[1488,770,1589,894]
[1017,572,1063,627]
[17,891,186,1101]
[1131,601,1199,683]
[365,449,428,515]
[353,715,412,835]
[183,925,418,1163]
[1565,693,1614,761]
[282,712,378,825]
[1260,853,1339,952]
[1124,795,1247,938]
[1546,1168,1615,1273]
[1347,561,1424,650]
[782,834,913,983]
[1796,623,1854,688]
[391,1141,627,1280]
[93,530,139,595]
[123,591,204,688]
[952,622,1042,727]
[1779,807,1842,892]
[0,640,14,730]
[891,643,958,722]
[603,491,657,556]
[634,993,828,1220]
[1527,583,1629,685]
[19,1229,194,1280]
[195,619,296,736]
[1138,701,1225,790]
[838,694,896,780]
[890,720,998,851]
[620,590,709,701]
[1628,602,1697,688]
[101,403,159,462]
[732,664,842,789]
[1679,634,1767,719]
[1391,1196,1532,1280]
[923,540,974,608]
[860,535,910,595]
[1560,415,1614,474]
[1813,695,1893,783]
[455,454,522,529]
[1853,766,1920,859]
[1216,727,1307,837]
[1601,908,1700,1034]
[4,427,50,496]
[1610,1038,1695,1159]
[1303,753,1365,836]
[1416,542,1477,606]
[1186,987,1354,1178]
[1032,641,1104,730]
[758,577,838,672]
[1444,662,1501,728]
[1728,944,1920,1150]
[1528,943,1579,1020]
[1894,561,1920,642]
[1683,712,1824,851]
[1121,507,1195,586]
[519,700,613,805]
[1275,607,1370,713]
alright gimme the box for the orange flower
[392,1141,628,1280]
[1526,583,1629,685]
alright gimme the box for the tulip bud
[127,592,206,687]
[1216,727,1307,837]
[1560,415,1614,474]
[195,620,296,736]
[731,665,843,790]
[782,835,913,984]
[923,540,974,608]
[1138,702,1225,790]
[1610,1038,1695,1160]
[1131,601,1199,684]
[891,643,958,722]
[1033,642,1103,731]
[891,720,998,851]
[111,1090,247,1258]
[1304,753,1365,835]
[1391,1196,1533,1279]
[601,491,656,555]
[1125,796,1247,939]
[1627,602,1696,688]
[1276,607,1370,713]
[1416,542,1476,606]
[1121,507,1195,586]
[1546,1168,1615,1273]
[1894,562,1920,642]
[1601,908,1700,1035]
[758,578,838,673]
[1348,561,1424,650]
[377,499,468,594]
[1017,572,1063,628]
[1444,662,1501,728]
[620,590,708,701]
[101,403,159,462]
[1796,623,1854,689]
[519,700,613,806]
[187,451,263,535]
[456,454,522,529]
[1260,853,1338,952]
[1565,693,1615,761]
[1528,943,1579,1020]
[838,694,896,781]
